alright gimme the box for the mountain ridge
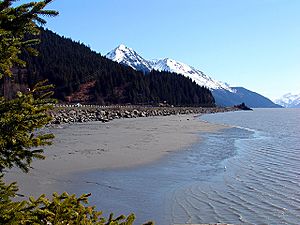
[106,44,281,108]
[106,44,153,73]
[275,93,300,108]
[7,29,215,107]
[213,87,282,108]
[106,44,233,92]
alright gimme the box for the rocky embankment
[50,105,238,124]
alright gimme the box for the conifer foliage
[0,1,153,224]
[19,28,215,107]
[0,0,58,78]
[0,80,56,173]
[0,178,138,224]
[0,0,58,172]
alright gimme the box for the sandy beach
[5,114,226,197]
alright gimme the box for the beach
[5,109,299,225]
[5,114,226,198]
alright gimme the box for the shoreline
[5,113,230,198]
[50,105,238,124]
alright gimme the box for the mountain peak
[106,45,233,91]
[106,44,152,72]
[117,44,127,50]
[275,93,300,108]
[106,44,134,63]
[115,44,134,53]
[105,45,281,108]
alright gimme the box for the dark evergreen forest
[12,28,215,106]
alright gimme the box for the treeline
[15,28,215,106]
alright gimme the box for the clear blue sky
[36,0,300,99]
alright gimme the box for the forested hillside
[7,28,215,106]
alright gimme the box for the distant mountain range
[212,87,282,108]
[106,45,281,108]
[274,93,300,108]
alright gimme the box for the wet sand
[5,114,226,197]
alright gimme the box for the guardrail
[53,104,177,109]
[54,104,137,108]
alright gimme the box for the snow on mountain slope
[106,45,233,92]
[152,58,233,91]
[105,44,152,72]
[274,93,300,108]
[105,44,281,108]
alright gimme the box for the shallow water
[68,108,300,225]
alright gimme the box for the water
[69,108,300,225]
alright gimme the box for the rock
[132,109,139,116]
[234,102,252,110]
[101,118,109,123]
[49,106,238,125]
[52,119,61,124]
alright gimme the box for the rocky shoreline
[50,105,238,124]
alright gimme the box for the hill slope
[4,29,215,107]
[106,45,280,108]
[212,87,282,108]
[106,44,232,91]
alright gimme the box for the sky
[28,0,300,99]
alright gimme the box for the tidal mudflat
[5,114,225,198]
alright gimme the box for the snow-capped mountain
[106,44,152,73]
[274,93,300,108]
[106,44,280,108]
[151,58,234,91]
[106,44,233,92]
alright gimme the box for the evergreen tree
[0,0,58,78]
[17,28,215,107]
[0,80,56,172]
[0,1,153,224]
